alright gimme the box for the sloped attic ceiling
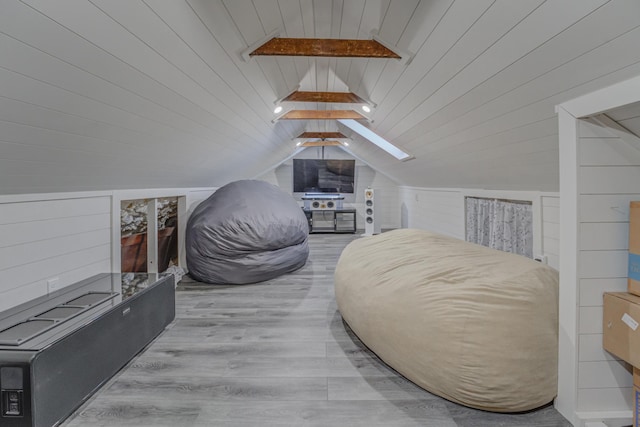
[606,101,640,138]
[1,0,640,195]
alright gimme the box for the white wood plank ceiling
[1,0,640,194]
[607,101,640,138]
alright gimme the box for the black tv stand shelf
[303,209,356,233]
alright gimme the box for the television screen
[293,159,355,193]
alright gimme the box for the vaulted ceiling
[1,0,640,194]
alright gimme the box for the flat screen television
[293,159,355,193]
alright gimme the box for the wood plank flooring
[63,233,572,427]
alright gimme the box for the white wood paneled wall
[543,195,561,270]
[397,187,559,270]
[574,119,640,415]
[397,187,465,239]
[557,76,640,427]
[0,187,215,313]
[0,192,112,312]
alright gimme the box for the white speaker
[310,200,336,210]
[363,188,381,235]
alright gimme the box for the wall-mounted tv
[293,159,355,193]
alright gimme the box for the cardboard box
[635,386,640,427]
[604,293,640,426]
[629,202,640,296]
[635,369,640,427]
[603,292,640,366]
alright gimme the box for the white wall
[0,187,215,313]
[575,119,640,416]
[397,187,465,239]
[397,186,560,270]
[557,74,640,427]
[0,192,112,312]
[258,147,401,230]
[543,196,560,270]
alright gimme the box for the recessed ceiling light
[295,141,302,146]
[362,105,371,113]
[274,106,283,114]
[343,141,349,146]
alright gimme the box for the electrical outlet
[47,277,60,293]
[533,255,547,264]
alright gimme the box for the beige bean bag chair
[334,228,559,412]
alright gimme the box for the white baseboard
[577,410,632,427]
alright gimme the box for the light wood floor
[64,233,571,427]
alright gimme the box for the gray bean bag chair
[334,228,559,412]
[186,180,309,284]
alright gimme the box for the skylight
[337,119,412,160]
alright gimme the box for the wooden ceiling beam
[280,110,366,120]
[250,38,400,59]
[283,91,366,104]
[300,140,343,147]
[297,132,347,139]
